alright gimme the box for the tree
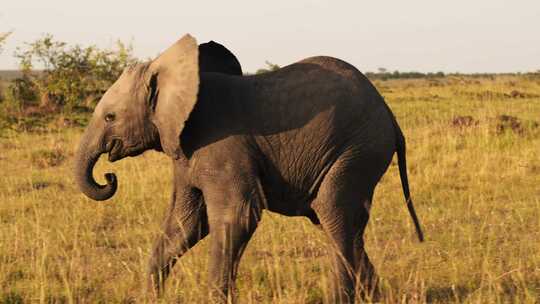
[12,34,137,111]
[255,61,280,74]
[0,31,11,54]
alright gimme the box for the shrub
[6,75,38,107]
[0,31,11,54]
[255,61,280,74]
[12,34,137,112]
[0,31,12,103]
[0,80,4,103]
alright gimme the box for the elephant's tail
[395,124,425,242]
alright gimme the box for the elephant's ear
[149,34,199,159]
[198,41,243,75]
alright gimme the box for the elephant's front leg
[204,179,263,303]
[148,187,208,296]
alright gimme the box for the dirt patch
[451,116,479,129]
[508,89,539,99]
[31,180,64,191]
[0,142,17,149]
[13,180,65,195]
[30,147,66,168]
[458,90,539,101]
[31,181,51,190]
[494,115,539,135]
[509,90,525,98]
[495,115,524,135]
[451,115,538,135]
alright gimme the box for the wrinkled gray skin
[74,35,423,303]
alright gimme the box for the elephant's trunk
[74,130,117,201]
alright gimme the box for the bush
[255,61,280,74]
[0,81,5,103]
[6,75,38,107]
[0,31,12,103]
[12,34,137,111]
[0,31,11,54]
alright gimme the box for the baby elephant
[74,34,423,303]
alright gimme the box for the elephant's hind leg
[148,187,209,296]
[353,211,379,300]
[312,157,382,303]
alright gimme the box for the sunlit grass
[1,75,539,303]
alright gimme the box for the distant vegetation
[366,69,445,80]
[10,34,136,110]
[0,31,11,54]
[0,34,137,132]
[254,61,281,75]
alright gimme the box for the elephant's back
[247,55,382,110]
[297,56,369,85]
[242,56,388,138]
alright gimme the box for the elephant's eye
[104,113,116,123]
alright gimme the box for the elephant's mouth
[108,139,123,162]
[108,139,145,162]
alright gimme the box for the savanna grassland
[0,74,539,303]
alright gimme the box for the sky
[1,0,539,73]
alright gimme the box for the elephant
[74,34,424,303]
[198,40,242,75]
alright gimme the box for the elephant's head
[75,34,203,201]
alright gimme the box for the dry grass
[1,75,539,303]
